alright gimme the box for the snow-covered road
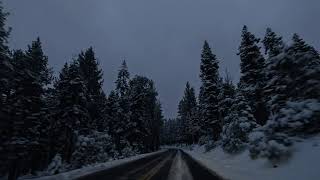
[168,150,193,180]
[31,149,223,180]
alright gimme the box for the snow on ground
[168,150,192,180]
[26,150,166,180]
[184,136,320,180]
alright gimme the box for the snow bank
[184,136,320,180]
[26,150,166,180]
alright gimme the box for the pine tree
[0,3,13,176]
[288,34,320,103]
[25,38,53,173]
[262,28,284,57]
[116,60,130,97]
[114,60,131,154]
[266,34,320,115]
[249,34,320,162]
[221,90,257,153]
[25,38,53,86]
[178,82,199,144]
[199,41,221,140]
[127,76,148,150]
[128,75,159,152]
[71,131,115,169]
[105,90,120,138]
[4,37,53,178]
[94,91,107,131]
[263,28,285,114]
[78,47,106,131]
[0,1,11,103]
[269,34,320,132]
[238,26,268,125]
[53,61,90,162]
[218,70,236,127]
[152,101,163,151]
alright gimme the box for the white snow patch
[184,136,320,180]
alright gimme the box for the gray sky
[3,0,320,118]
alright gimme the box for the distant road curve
[76,149,224,180]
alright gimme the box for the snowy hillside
[184,136,320,180]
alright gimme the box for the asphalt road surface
[76,149,224,180]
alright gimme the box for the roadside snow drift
[184,136,320,180]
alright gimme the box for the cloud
[3,0,319,117]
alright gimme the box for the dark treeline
[0,4,163,180]
[162,26,320,163]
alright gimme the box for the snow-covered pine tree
[269,34,320,133]
[4,37,53,178]
[262,28,284,58]
[0,3,13,177]
[249,34,320,162]
[127,76,150,151]
[128,75,159,153]
[116,60,130,97]
[25,38,53,173]
[105,90,120,138]
[67,48,110,167]
[263,28,285,114]
[178,82,199,144]
[25,38,53,87]
[114,60,131,154]
[71,131,116,169]
[218,70,236,128]
[289,34,320,102]
[78,47,106,131]
[238,26,268,125]
[0,1,11,104]
[177,83,189,143]
[199,41,221,140]
[53,61,90,163]
[221,88,257,153]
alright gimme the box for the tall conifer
[199,41,221,140]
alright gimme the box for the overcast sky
[3,0,320,118]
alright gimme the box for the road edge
[180,149,227,180]
[30,150,168,180]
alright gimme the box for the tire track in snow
[168,150,193,180]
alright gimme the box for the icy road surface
[75,149,223,180]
